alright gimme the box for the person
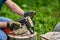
[0,0,32,40]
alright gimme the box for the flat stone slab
[40,32,60,40]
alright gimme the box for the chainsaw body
[3,12,35,35]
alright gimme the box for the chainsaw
[3,11,36,35]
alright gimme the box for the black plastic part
[18,19,34,34]
[10,23,20,31]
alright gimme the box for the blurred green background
[0,0,60,40]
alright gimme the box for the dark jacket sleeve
[3,0,6,2]
[0,0,7,9]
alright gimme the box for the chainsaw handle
[18,19,34,34]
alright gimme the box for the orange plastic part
[3,27,12,34]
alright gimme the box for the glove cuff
[24,12,27,17]
[7,22,10,28]
[7,22,13,31]
[24,12,32,17]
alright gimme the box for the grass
[0,0,60,40]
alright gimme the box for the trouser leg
[0,17,13,22]
[0,17,13,40]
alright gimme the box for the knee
[0,30,7,40]
[0,17,13,22]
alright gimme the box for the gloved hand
[24,11,36,18]
[7,22,21,31]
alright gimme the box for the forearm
[0,22,7,28]
[5,0,24,16]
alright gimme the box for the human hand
[24,11,36,18]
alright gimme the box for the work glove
[7,22,21,31]
[24,11,36,18]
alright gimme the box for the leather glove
[24,11,36,18]
[7,22,21,31]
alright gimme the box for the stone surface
[40,32,60,40]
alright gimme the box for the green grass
[0,0,60,40]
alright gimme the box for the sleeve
[3,0,6,2]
